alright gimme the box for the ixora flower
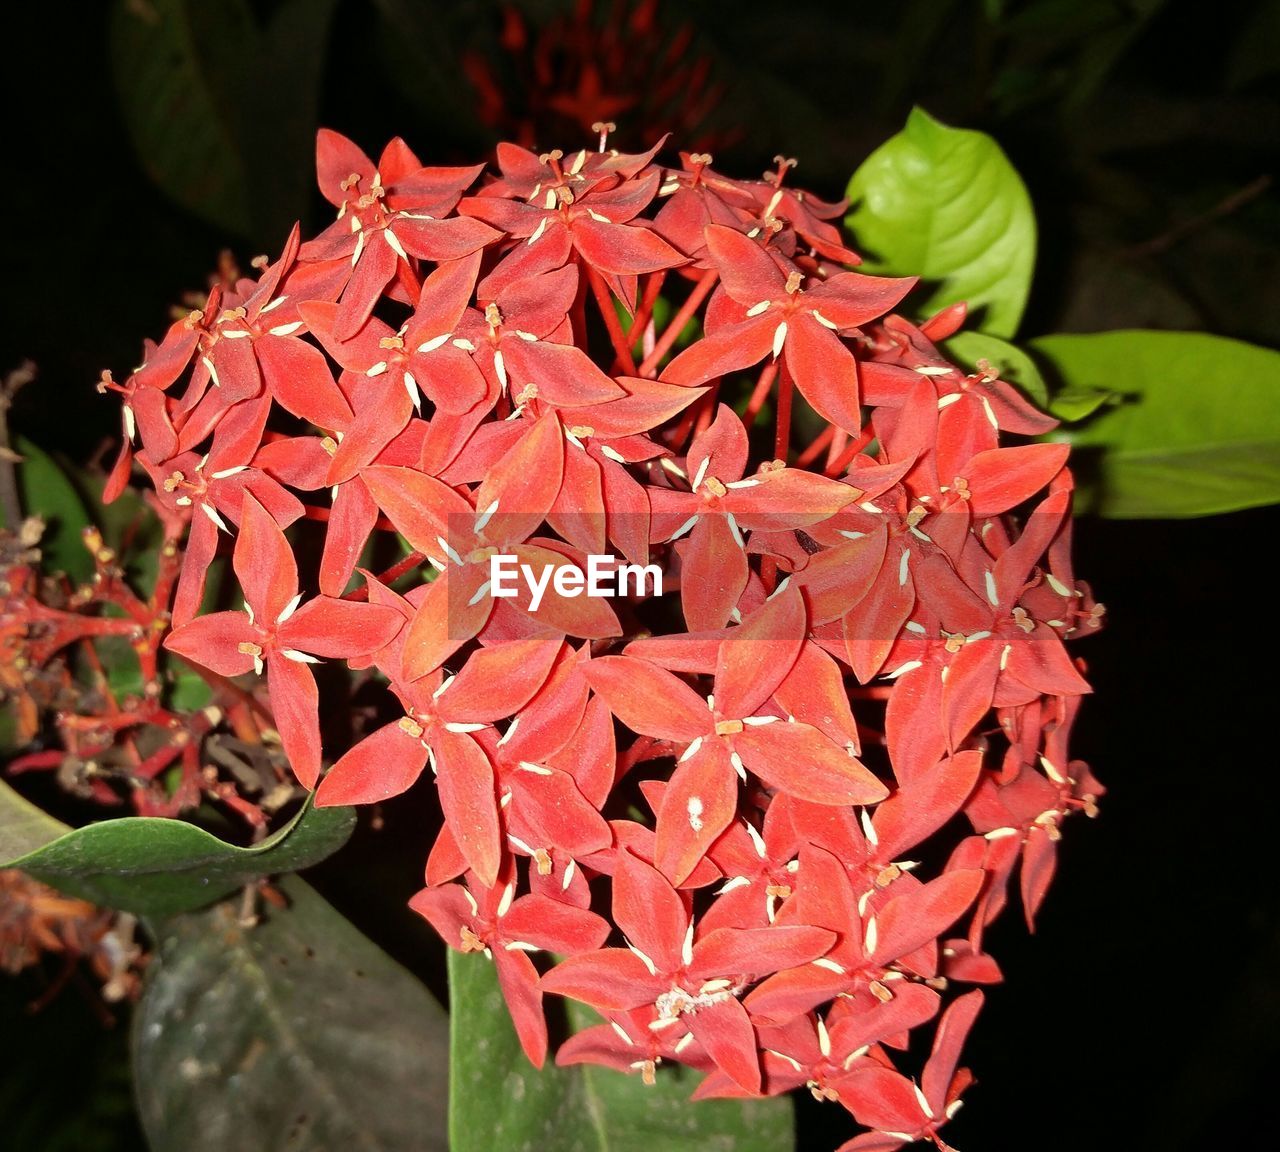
[105,125,1104,1149]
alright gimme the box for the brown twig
[0,360,36,530]
[1125,175,1272,258]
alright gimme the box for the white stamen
[1040,755,1067,784]
[475,499,499,533]
[281,649,321,664]
[436,535,465,566]
[276,592,303,624]
[417,332,450,354]
[670,514,700,541]
[200,503,230,532]
[772,321,788,359]
[680,736,704,762]
[402,370,421,410]
[884,660,922,679]
[1046,573,1072,597]
[497,717,520,746]
[628,943,657,975]
[268,321,303,337]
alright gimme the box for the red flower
[163,493,402,787]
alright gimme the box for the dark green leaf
[134,876,448,1152]
[239,0,341,243]
[109,0,256,234]
[1033,330,1280,517]
[846,108,1036,338]
[944,331,1049,405]
[14,436,93,581]
[449,950,794,1152]
[0,777,71,861]
[4,794,355,917]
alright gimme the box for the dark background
[2,1,1278,1148]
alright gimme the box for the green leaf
[14,436,93,581]
[0,777,71,861]
[134,875,449,1152]
[3,793,355,917]
[944,331,1049,405]
[1033,330,1280,517]
[845,107,1036,338]
[1047,385,1117,423]
[448,950,794,1152]
[109,0,255,235]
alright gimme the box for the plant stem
[587,268,638,374]
[774,360,794,462]
[743,361,779,426]
[638,268,717,377]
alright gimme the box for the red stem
[743,360,779,427]
[824,421,876,477]
[627,272,666,357]
[587,268,638,375]
[774,360,795,462]
[796,423,836,468]
[638,268,718,377]
[299,504,397,534]
[341,550,429,600]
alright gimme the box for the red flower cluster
[106,128,1103,1149]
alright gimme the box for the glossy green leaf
[134,875,448,1152]
[0,777,71,861]
[846,108,1036,338]
[1033,330,1280,517]
[449,950,794,1152]
[944,331,1049,405]
[3,793,355,917]
[14,436,93,581]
